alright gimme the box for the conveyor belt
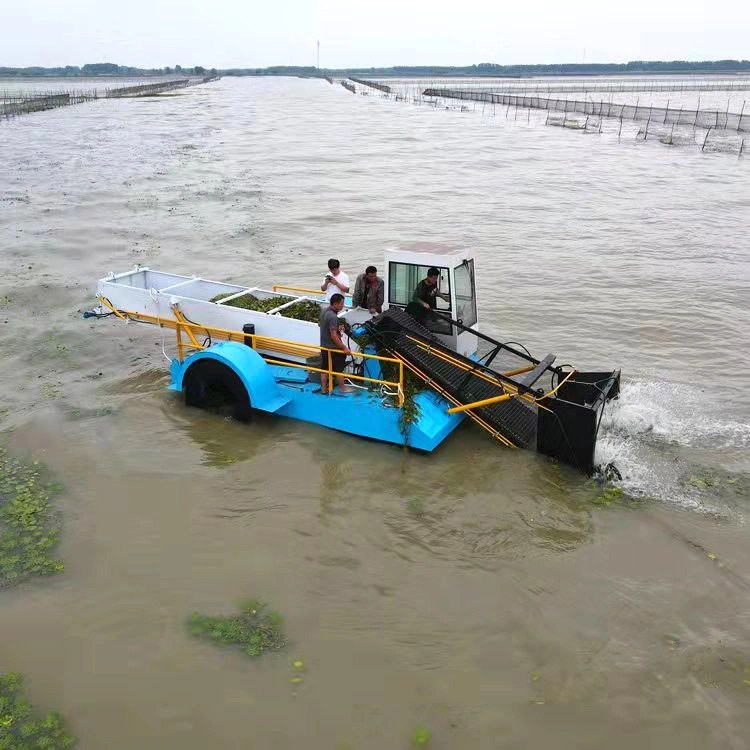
[366,308,538,448]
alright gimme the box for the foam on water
[595,379,750,510]
[600,379,750,449]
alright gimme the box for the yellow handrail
[447,393,513,414]
[502,364,536,377]
[272,284,352,299]
[97,297,404,405]
[172,307,201,348]
[406,336,533,401]
[392,350,515,447]
[445,365,577,415]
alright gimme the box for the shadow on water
[160,394,274,469]
[297,428,607,568]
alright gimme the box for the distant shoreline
[2,60,750,79]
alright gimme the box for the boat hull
[167,343,464,452]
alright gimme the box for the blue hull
[168,342,464,452]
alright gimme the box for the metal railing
[97,296,404,403]
[271,284,352,299]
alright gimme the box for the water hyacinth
[188,599,286,657]
[0,671,76,749]
[0,448,65,587]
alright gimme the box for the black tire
[183,359,253,423]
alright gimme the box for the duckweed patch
[681,467,749,498]
[210,292,321,323]
[411,726,432,747]
[0,671,76,749]
[590,486,623,506]
[0,448,65,588]
[188,599,285,657]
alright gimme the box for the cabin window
[453,260,477,328]
[388,262,452,334]
[388,262,451,310]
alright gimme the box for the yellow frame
[97,296,404,404]
[272,284,352,299]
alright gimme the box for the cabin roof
[384,242,468,257]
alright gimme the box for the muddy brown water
[1,77,749,749]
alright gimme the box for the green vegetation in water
[411,726,432,747]
[0,448,65,588]
[681,467,748,497]
[210,292,322,323]
[407,497,426,517]
[188,599,285,657]
[289,658,306,685]
[0,672,76,749]
[351,330,424,440]
[590,485,623,506]
[392,367,425,440]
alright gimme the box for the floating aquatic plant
[590,486,623,506]
[188,599,285,657]
[0,448,65,587]
[411,726,432,747]
[0,671,76,749]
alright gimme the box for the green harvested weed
[380,360,424,440]
[188,599,285,657]
[210,292,322,323]
[0,671,76,749]
[0,448,65,588]
[351,330,424,441]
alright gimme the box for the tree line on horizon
[230,59,750,77]
[2,60,749,78]
[0,62,217,77]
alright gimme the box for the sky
[2,0,749,69]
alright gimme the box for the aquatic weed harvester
[88,243,620,474]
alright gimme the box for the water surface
[1,76,749,749]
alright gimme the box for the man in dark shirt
[411,267,449,320]
[319,293,353,394]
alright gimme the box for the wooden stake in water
[702,127,712,152]
[738,100,745,133]
[664,99,669,124]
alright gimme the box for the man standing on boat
[351,265,384,314]
[321,258,350,302]
[319,293,353,395]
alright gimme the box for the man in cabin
[409,267,449,322]
[351,265,384,314]
[319,293,353,395]
[321,258,350,303]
